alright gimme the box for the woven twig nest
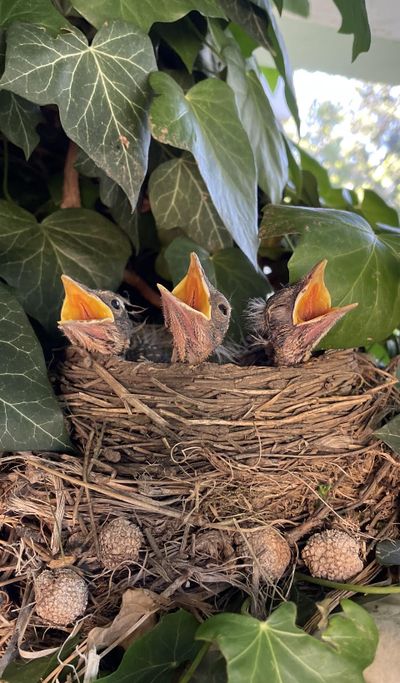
[1,348,398,652]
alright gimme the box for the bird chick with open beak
[247,259,358,366]
[157,253,231,364]
[58,275,133,356]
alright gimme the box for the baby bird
[157,252,231,364]
[247,259,358,366]
[58,275,133,356]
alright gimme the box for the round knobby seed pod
[302,529,363,581]
[34,568,88,626]
[235,527,291,582]
[99,518,144,569]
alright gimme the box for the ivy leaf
[0,30,42,159]
[321,599,378,671]
[283,0,309,17]
[210,24,287,202]
[376,539,400,567]
[0,21,156,209]
[155,18,203,72]
[261,204,400,348]
[361,189,399,229]
[197,600,377,683]
[0,282,69,451]
[0,92,42,158]
[220,0,299,129]
[0,201,131,330]
[374,414,400,455]
[148,156,232,253]
[213,247,272,338]
[75,150,139,248]
[97,610,201,683]
[71,0,225,33]
[149,71,258,267]
[298,146,356,209]
[332,0,371,62]
[0,0,69,35]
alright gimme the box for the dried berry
[34,568,88,626]
[99,518,143,569]
[302,529,363,581]
[235,527,291,581]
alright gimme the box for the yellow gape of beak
[293,260,333,325]
[60,275,113,323]
[168,253,211,320]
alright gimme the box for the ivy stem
[2,139,12,202]
[177,642,211,683]
[295,572,400,594]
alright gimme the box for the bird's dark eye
[111,298,122,310]
[218,303,228,316]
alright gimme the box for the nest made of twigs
[0,348,399,655]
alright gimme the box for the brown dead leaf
[48,555,76,569]
[87,588,167,653]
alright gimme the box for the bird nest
[1,348,399,656]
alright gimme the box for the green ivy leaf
[0,202,131,330]
[71,0,225,33]
[0,0,69,35]
[0,30,42,159]
[376,539,400,566]
[155,18,203,72]
[75,150,139,249]
[375,414,400,455]
[321,599,378,671]
[213,247,272,338]
[283,0,309,17]
[149,155,232,253]
[210,24,287,202]
[220,0,299,129]
[261,204,400,348]
[0,21,156,209]
[332,0,371,62]
[0,92,42,158]
[97,610,202,683]
[149,71,258,267]
[3,636,79,682]
[361,189,399,229]
[197,600,377,683]
[0,282,69,451]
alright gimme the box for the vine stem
[2,139,12,202]
[295,572,400,594]
[177,642,211,683]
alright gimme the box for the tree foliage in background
[290,78,400,209]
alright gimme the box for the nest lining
[0,347,399,656]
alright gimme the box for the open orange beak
[157,252,211,321]
[59,275,113,324]
[292,259,358,343]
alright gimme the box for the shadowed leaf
[0,201,131,330]
[0,283,69,451]
[97,610,201,683]
[375,414,400,455]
